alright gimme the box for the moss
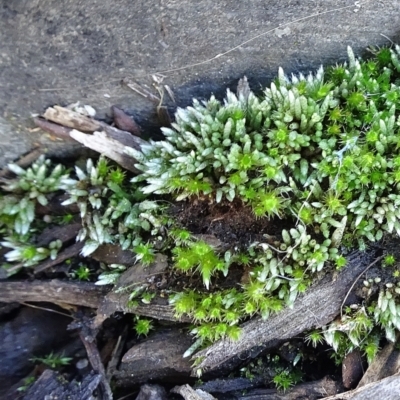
[4,45,400,364]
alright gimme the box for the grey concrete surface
[0,0,399,166]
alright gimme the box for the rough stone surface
[1,0,400,166]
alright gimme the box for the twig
[340,255,384,317]
[0,147,42,178]
[20,302,73,318]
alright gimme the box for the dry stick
[193,249,378,375]
[37,0,369,92]
[20,302,73,318]
[78,329,113,400]
[0,147,42,178]
[340,254,384,317]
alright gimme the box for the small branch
[340,255,384,317]
[33,117,74,141]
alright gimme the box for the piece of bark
[94,254,191,326]
[35,222,81,247]
[0,279,109,308]
[76,314,113,400]
[343,350,365,389]
[357,338,400,388]
[0,147,43,178]
[100,123,146,149]
[33,117,74,141]
[34,241,84,273]
[116,328,193,387]
[90,243,136,265]
[23,369,101,400]
[193,249,378,375]
[111,106,142,137]
[106,326,128,380]
[43,105,101,132]
[0,279,187,324]
[171,385,216,400]
[69,129,140,173]
[322,373,400,399]
[238,376,342,400]
[136,384,168,400]
[198,377,264,394]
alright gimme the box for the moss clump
[4,45,400,364]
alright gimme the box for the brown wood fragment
[0,147,42,178]
[116,329,193,387]
[0,279,183,322]
[33,117,74,141]
[100,123,146,150]
[193,250,378,375]
[237,376,342,400]
[106,326,128,380]
[76,316,113,400]
[357,337,400,388]
[94,254,191,326]
[171,384,216,400]
[43,105,101,132]
[22,369,102,400]
[111,106,142,137]
[36,222,81,247]
[0,279,108,308]
[342,350,365,389]
[323,373,400,399]
[34,241,84,273]
[91,243,136,265]
[69,129,140,173]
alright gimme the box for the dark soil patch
[170,196,289,248]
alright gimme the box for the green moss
[5,45,400,366]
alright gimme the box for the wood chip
[193,249,378,375]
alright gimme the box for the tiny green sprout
[305,330,324,347]
[72,264,91,281]
[383,254,396,267]
[335,255,347,270]
[141,291,155,304]
[134,316,154,336]
[96,156,109,177]
[108,167,126,185]
[272,370,296,392]
[134,242,155,265]
[393,270,400,278]
[30,352,72,369]
[17,376,36,393]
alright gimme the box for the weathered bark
[238,376,342,400]
[43,105,101,132]
[0,279,108,308]
[171,384,217,400]
[33,242,84,273]
[357,338,400,388]
[193,249,378,375]
[323,373,400,400]
[69,129,140,173]
[23,369,102,400]
[111,105,142,137]
[33,117,75,141]
[94,254,191,326]
[0,279,185,322]
[116,328,193,386]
